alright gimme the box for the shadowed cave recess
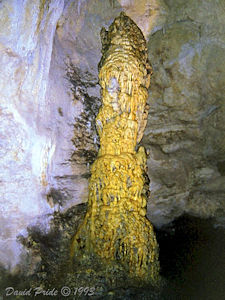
[0,0,225,299]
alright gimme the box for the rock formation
[0,0,225,274]
[71,12,159,284]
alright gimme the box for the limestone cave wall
[0,0,225,271]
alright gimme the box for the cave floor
[0,207,225,300]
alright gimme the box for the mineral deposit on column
[71,12,159,284]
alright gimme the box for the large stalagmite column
[71,12,159,284]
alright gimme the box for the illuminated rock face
[71,12,159,283]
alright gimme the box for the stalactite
[71,12,159,284]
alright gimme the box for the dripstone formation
[71,12,159,284]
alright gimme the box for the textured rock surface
[50,0,167,220]
[71,13,159,284]
[0,0,225,272]
[53,0,225,226]
[0,0,64,270]
[145,0,225,225]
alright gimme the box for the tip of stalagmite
[120,11,126,17]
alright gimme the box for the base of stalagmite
[71,150,160,285]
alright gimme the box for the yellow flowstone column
[71,12,159,284]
